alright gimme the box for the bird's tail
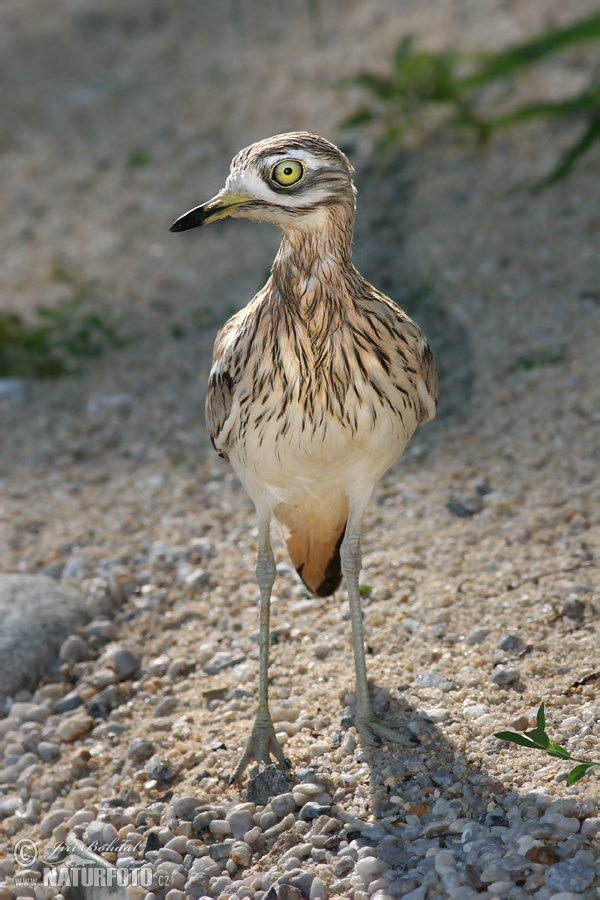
[275,494,348,598]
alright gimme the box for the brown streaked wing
[418,341,439,423]
[206,369,234,460]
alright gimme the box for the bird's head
[170,132,356,235]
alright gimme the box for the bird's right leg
[230,512,290,783]
[342,496,416,748]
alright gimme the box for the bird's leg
[230,513,290,783]
[341,505,414,748]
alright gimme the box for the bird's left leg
[230,511,290,783]
[341,496,416,747]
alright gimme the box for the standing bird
[170,133,438,782]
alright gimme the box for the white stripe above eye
[226,151,334,207]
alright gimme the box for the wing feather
[205,369,234,460]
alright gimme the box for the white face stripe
[224,149,339,209]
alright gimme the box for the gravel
[1,1,600,899]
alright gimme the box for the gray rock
[202,651,246,675]
[37,741,60,763]
[246,764,289,804]
[147,754,175,781]
[0,575,91,696]
[497,633,523,651]
[465,626,490,646]
[544,859,595,892]
[0,796,22,819]
[127,737,156,763]
[169,797,201,821]
[53,688,82,714]
[39,808,68,838]
[106,646,140,679]
[154,696,178,717]
[299,803,332,821]
[490,665,520,686]
[59,634,91,662]
[226,808,255,839]
[271,792,296,818]
[562,596,585,620]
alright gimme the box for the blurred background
[0,0,599,570]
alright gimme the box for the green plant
[512,344,567,371]
[495,703,600,785]
[127,148,152,167]
[344,11,600,185]
[0,282,121,379]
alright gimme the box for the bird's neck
[271,209,354,312]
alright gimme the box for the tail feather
[275,495,348,597]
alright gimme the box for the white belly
[227,389,418,513]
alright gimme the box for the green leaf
[462,12,600,87]
[567,762,598,786]
[523,728,550,749]
[536,703,546,732]
[540,111,600,187]
[494,731,546,750]
[340,108,376,128]
[352,73,398,101]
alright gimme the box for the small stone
[480,863,509,884]
[39,809,68,838]
[0,796,22,819]
[154,696,178,717]
[36,741,60,762]
[57,714,93,742]
[59,634,91,662]
[526,845,560,865]
[230,841,251,868]
[313,644,330,660]
[544,859,595,892]
[209,819,231,836]
[497,632,523,651]
[562,597,585,620]
[16,798,41,824]
[128,737,156,763]
[484,811,509,828]
[202,651,246,675]
[106,646,141,679]
[581,816,600,836]
[170,797,201,821]
[355,856,387,886]
[465,627,490,646]
[299,803,332,821]
[490,665,520,686]
[53,689,82,714]
[341,731,357,754]
[246,763,289,804]
[540,810,580,833]
[271,792,296,818]
[424,708,450,723]
[166,658,188,679]
[146,755,174,781]
[84,619,118,643]
[227,808,255,839]
[165,891,184,900]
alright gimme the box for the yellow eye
[271,159,304,187]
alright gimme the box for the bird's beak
[169,189,253,232]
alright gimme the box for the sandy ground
[1,0,600,896]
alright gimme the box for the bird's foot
[355,712,419,748]
[230,716,290,784]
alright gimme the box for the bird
[170,132,438,782]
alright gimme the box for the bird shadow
[254,681,600,897]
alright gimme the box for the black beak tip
[168,206,207,233]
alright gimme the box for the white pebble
[209,819,231,836]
